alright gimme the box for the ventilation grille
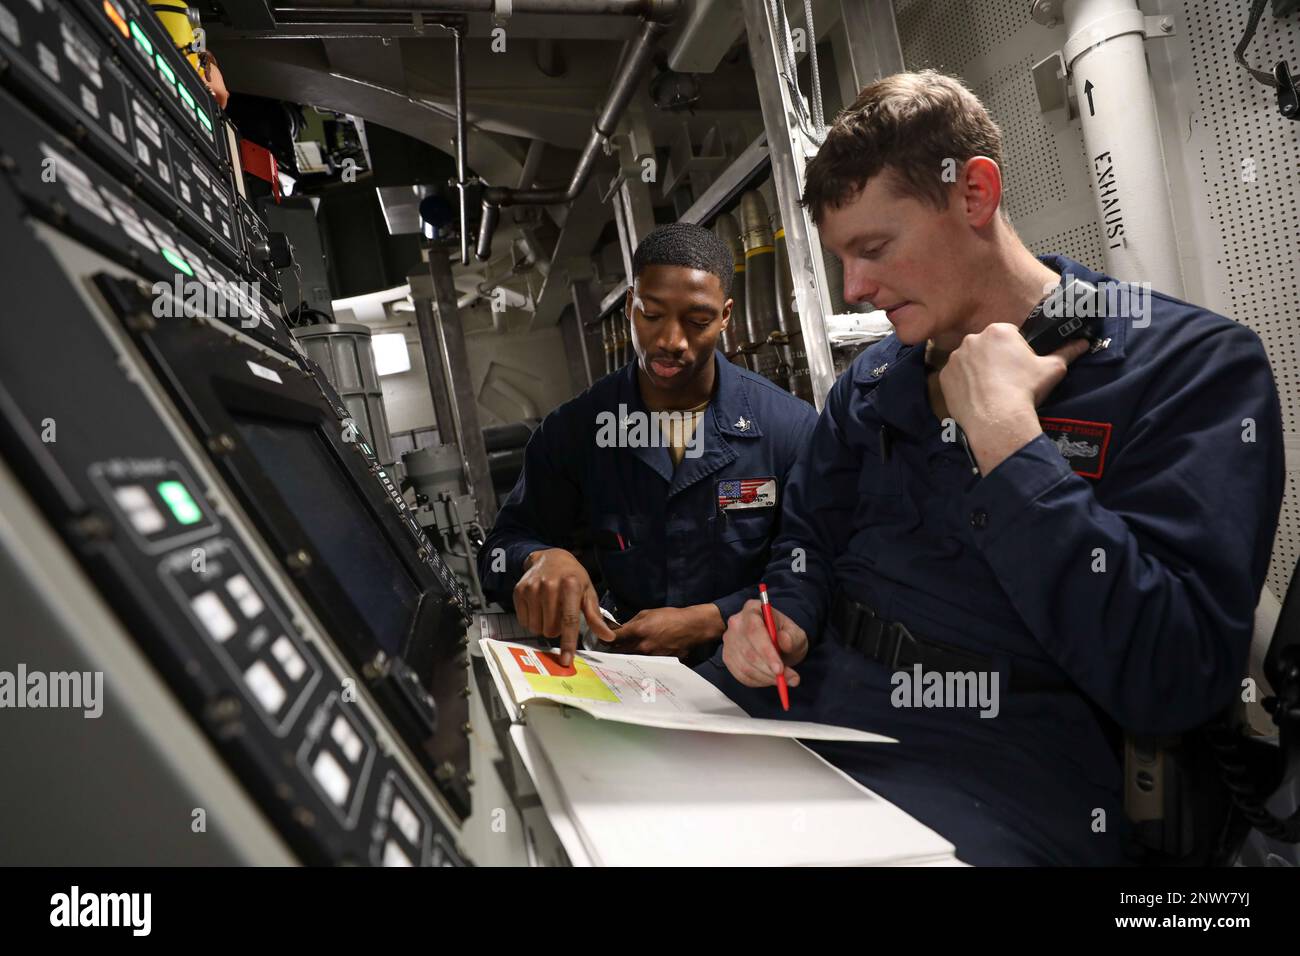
[1184,0,1299,599]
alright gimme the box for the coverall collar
[852,255,1130,438]
[1036,254,1130,367]
[616,351,760,494]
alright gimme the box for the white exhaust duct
[1038,0,1185,296]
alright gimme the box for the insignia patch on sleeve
[1039,417,1113,479]
[717,477,777,511]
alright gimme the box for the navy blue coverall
[699,255,1285,865]
[479,352,818,652]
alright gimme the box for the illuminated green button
[196,108,213,133]
[155,55,176,86]
[157,481,202,525]
[160,247,193,276]
[177,84,196,113]
[129,21,153,58]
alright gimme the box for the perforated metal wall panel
[894,0,1028,69]
[1038,219,1106,269]
[892,2,1107,283]
[978,53,1069,222]
[893,0,1299,602]
[1158,0,1299,601]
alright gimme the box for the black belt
[830,595,1071,693]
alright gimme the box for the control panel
[0,0,474,862]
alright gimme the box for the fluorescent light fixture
[372,333,411,376]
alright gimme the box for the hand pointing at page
[514,548,616,666]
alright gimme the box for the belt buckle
[882,620,920,670]
[838,600,865,652]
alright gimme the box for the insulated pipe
[280,0,679,16]
[612,314,629,367]
[739,191,784,388]
[1059,0,1183,296]
[714,213,745,361]
[773,216,813,404]
[601,315,614,374]
[476,13,675,259]
[772,215,793,332]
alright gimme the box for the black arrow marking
[1084,79,1096,117]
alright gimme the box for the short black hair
[631,222,734,298]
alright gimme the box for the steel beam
[741,0,836,408]
[408,268,459,448]
[831,0,905,107]
[425,248,500,520]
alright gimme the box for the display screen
[232,413,421,655]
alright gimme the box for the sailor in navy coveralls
[481,223,816,667]
[705,72,1284,865]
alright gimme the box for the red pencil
[758,583,790,712]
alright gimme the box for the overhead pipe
[279,0,678,14]
[280,1,680,264]
[272,7,459,19]
[474,9,677,259]
[453,24,469,265]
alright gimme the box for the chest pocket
[710,508,778,600]
[854,425,920,526]
[592,513,651,610]
[714,508,776,546]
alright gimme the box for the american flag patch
[717,476,777,511]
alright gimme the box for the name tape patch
[1039,417,1112,479]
